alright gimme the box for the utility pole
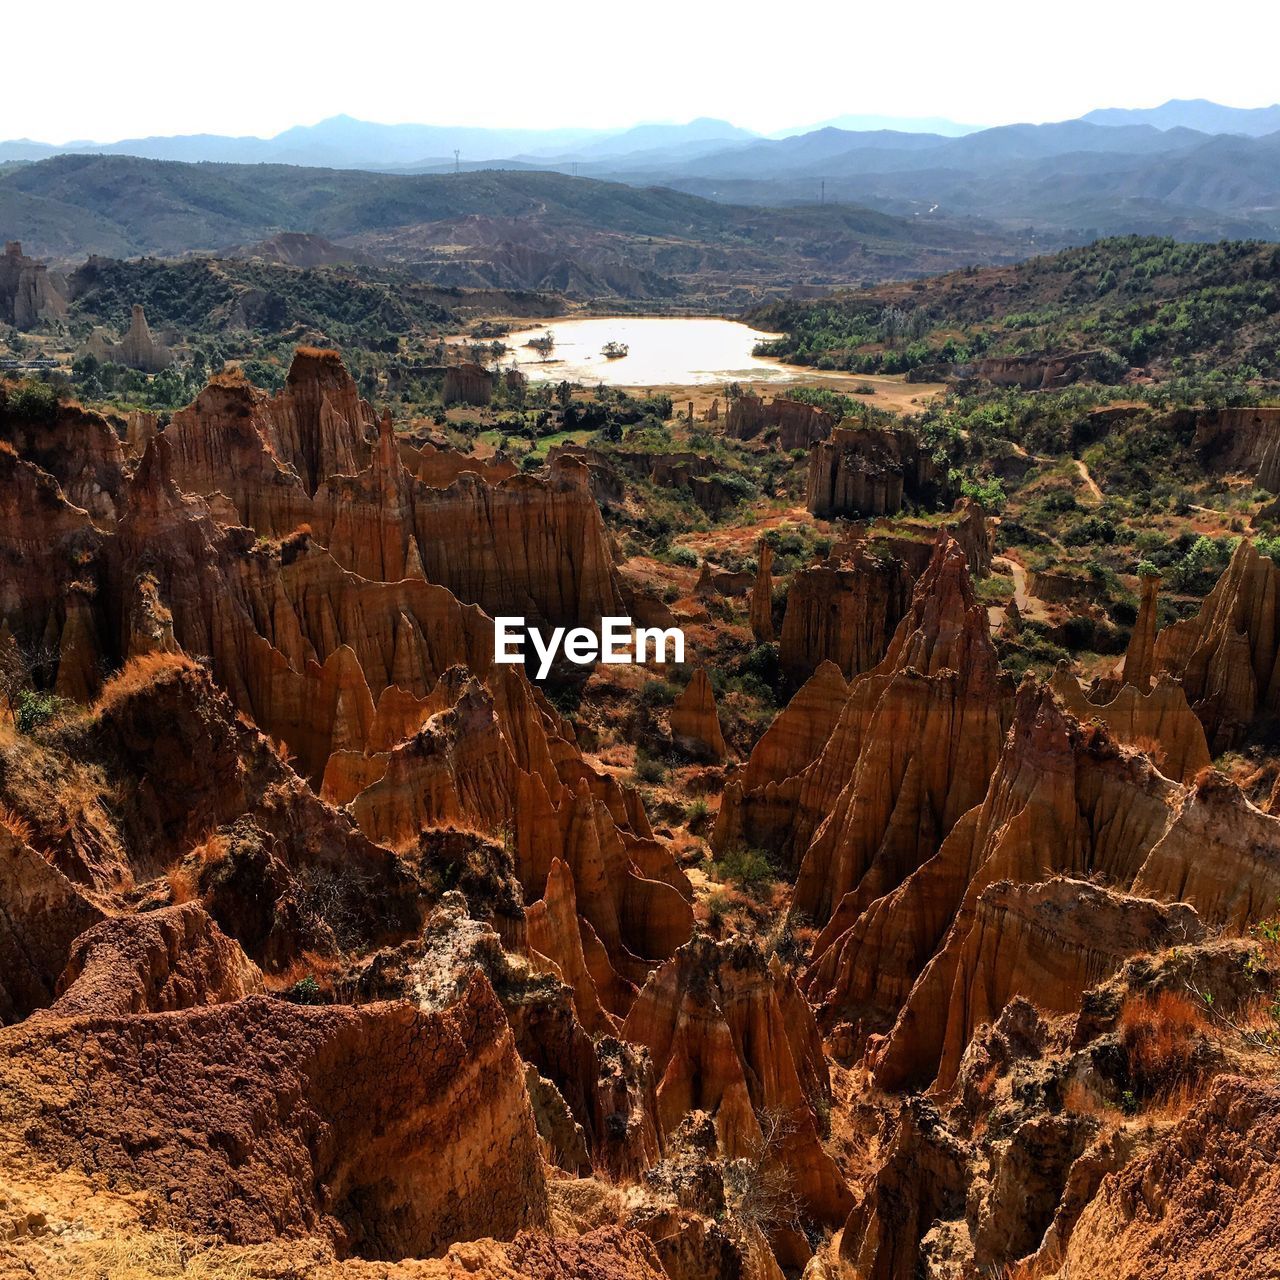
[820,179,825,206]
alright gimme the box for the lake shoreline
[492,315,808,387]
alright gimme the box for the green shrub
[639,678,680,707]
[5,381,59,423]
[15,689,68,734]
[714,846,776,894]
[283,975,323,1005]
[634,751,668,784]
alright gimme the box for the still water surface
[503,316,800,386]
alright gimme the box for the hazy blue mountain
[0,116,609,170]
[622,120,1206,184]
[775,114,978,137]
[549,118,758,160]
[0,140,61,162]
[262,116,603,166]
[1082,99,1280,136]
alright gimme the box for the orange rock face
[713,660,850,860]
[1154,538,1280,749]
[1049,665,1211,782]
[50,901,264,1018]
[0,441,103,680]
[778,543,914,681]
[0,826,104,1024]
[855,680,1280,1091]
[929,876,1203,1090]
[670,667,727,762]
[806,423,948,518]
[0,398,126,527]
[725,393,834,449]
[405,438,517,487]
[162,351,621,627]
[1,956,547,1259]
[0,351,693,1023]
[336,667,692,998]
[725,536,1010,937]
[792,537,1011,928]
[443,362,494,407]
[1121,571,1161,689]
[620,935,852,1250]
[1049,1075,1280,1280]
[408,456,623,626]
[750,537,774,642]
[1192,404,1280,492]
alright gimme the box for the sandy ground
[640,372,944,420]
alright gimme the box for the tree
[722,1106,803,1240]
[0,634,58,719]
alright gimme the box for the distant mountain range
[0,155,1046,307]
[1081,98,1280,136]
[0,115,756,172]
[563,115,1280,241]
[3,100,1280,271]
[5,101,1278,173]
[774,114,979,138]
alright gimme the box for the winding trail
[988,555,1049,634]
[1000,556,1033,612]
[1074,458,1103,503]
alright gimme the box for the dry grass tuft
[1129,734,1167,771]
[0,804,34,845]
[1118,988,1209,1099]
[21,1229,274,1278]
[95,652,197,714]
[165,832,228,906]
[1060,1076,1125,1125]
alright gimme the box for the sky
[5,0,1278,143]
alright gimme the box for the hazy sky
[7,0,1278,142]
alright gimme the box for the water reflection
[502,316,801,386]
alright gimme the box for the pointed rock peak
[1152,536,1280,750]
[184,368,263,415]
[750,538,774,643]
[404,532,427,580]
[545,855,575,899]
[320,643,376,755]
[1011,673,1130,768]
[734,656,851,794]
[1184,537,1274,623]
[1122,569,1161,689]
[914,531,981,613]
[671,667,727,762]
[375,407,399,457]
[878,531,994,678]
[130,433,185,511]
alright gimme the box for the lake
[501,316,802,386]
